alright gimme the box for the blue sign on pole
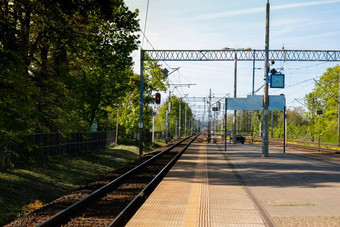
[226,95,285,111]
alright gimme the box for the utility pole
[214,110,216,142]
[251,53,256,141]
[185,103,187,136]
[312,97,315,142]
[283,104,286,153]
[179,98,181,138]
[271,111,274,138]
[165,110,169,143]
[233,53,237,144]
[208,89,212,142]
[262,0,270,157]
[139,50,145,157]
[203,98,206,130]
[152,105,155,147]
[318,110,322,152]
[166,90,171,143]
[319,113,321,152]
[115,108,119,146]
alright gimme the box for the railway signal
[155,93,161,104]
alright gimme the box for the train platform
[126,142,340,227]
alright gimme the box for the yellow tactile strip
[183,145,210,226]
[199,145,210,227]
[126,143,265,226]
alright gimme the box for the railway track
[8,134,199,227]
[251,137,340,154]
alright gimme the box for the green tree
[0,0,140,134]
[155,95,193,138]
[1,0,140,169]
[304,65,340,142]
[119,60,168,138]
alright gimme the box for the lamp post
[233,53,237,144]
[222,47,251,144]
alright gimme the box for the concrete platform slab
[220,143,340,227]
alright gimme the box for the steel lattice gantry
[183,97,228,103]
[183,97,227,126]
[143,49,340,61]
[138,48,340,155]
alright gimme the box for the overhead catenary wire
[141,0,150,48]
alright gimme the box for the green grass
[0,143,150,226]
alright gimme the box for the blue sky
[125,0,340,113]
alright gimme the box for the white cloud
[189,0,340,20]
[271,0,340,10]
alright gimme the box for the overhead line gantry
[143,49,340,61]
[138,49,340,155]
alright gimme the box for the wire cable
[141,0,150,48]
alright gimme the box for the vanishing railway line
[8,135,199,227]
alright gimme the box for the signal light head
[155,93,161,104]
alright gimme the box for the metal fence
[32,131,115,155]
[1,130,166,171]
[133,131,164,142]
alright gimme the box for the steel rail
[37,135,196,227]
[108,134,199,227]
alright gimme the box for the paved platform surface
[222,143,340,226]
[127,142,340,226]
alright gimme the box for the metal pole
[115,108,119,146]
[139,50,145,157]
[271,110,274,138]
[259,120,262,137]
[251,55,255,142]
[214,110,216,142]
[191,117,193,134]
[204,98,206,130]
[233,53,237,144]
[185,103,187,136]
[152,105,155,147]
[252,54,255,96]
[189,116,191,135]
[208,89,212,142]
[166,91,171,143]
[165,110,169,143]
[338,72,340,146]
[179,98,181,138]
[262,0,270,157]
[318,114,321,152]
[225,99,227,151]
[283,104,286,153]
[311,97,315,142]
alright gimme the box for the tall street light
[222,47,251,144]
